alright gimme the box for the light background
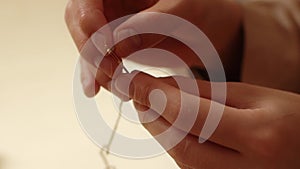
[0,0,179,168]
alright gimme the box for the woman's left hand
[112,71,300,169]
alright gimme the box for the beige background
[0,0,179,168]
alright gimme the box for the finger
[114,71,250,151]
[158,76,267,109]
[116,36,204,69]
[176,162,192,169]
[123,0,159,13]
[149,37,203,68]
[65,0,106,50]
[65,0,110,96]
[79,38,116,81]
[86,0,159,78]
[79,40,113,97]
[133,101,149,112]
[103,0,159,21]
[65,0,160,95]
[80,58,100,97]
[65,0,159,42]
[80,57,113,95]
[107,80,131,102]
[113,0,190,59]
[139,109,242,169]
[65,0,131,95]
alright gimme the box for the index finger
[113,72,250,151]
[65,0,106,50]
[65,0,113,97]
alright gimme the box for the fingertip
[79,9,107,37]
[114,75,132,97]
[82,79,100,98]
[107,80,131,101]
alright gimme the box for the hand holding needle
[99,36,168,169]
[99,47,127,169]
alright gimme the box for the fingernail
[116,28,142,52]
[115,75,132,96]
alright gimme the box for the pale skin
[65,0,300,168]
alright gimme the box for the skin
[65,0,243,97]
[65,0,159,96]
[65,0,300,168]
[112,71,300,169]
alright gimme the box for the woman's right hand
[65,0,158,97]
[65,0,244,97]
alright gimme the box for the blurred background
[0,0,179,168]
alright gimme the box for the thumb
[113,0,186,58]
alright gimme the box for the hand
[65,0,158,97]
[65,0,243,97]
[112,71,300,169]
[113,0,243,80]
